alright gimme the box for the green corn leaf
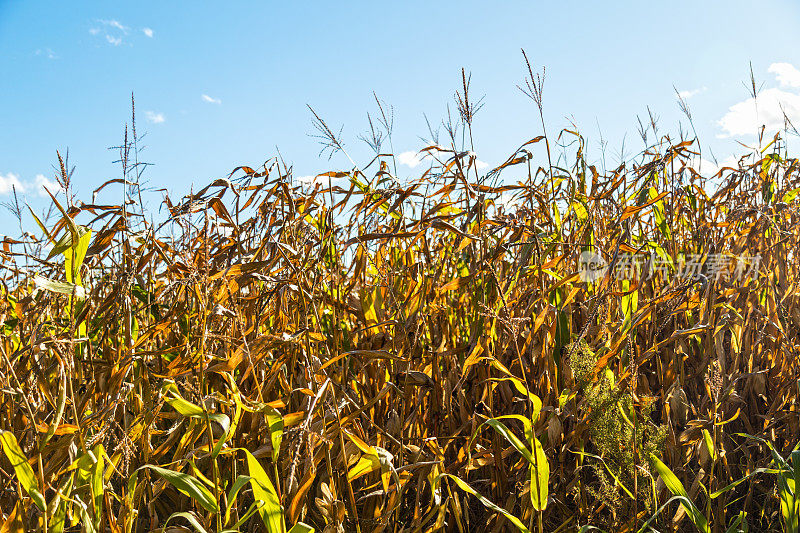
[702,429,717,461]
[161,380,231,432]
[347,454,381,483]
[33,276,85,298]
[163,511,210,533]
[649,186,671,240]
[782,187,800,204]
[0,431,45,511]
[48,471,74,533]
[637,495,704,533]
[223,500,275,532]
[529,436,549,511]
[487,379,542,420]
[470,417,549,510]
[161,381,205,417]
[441,474,530,533]
[213,378,243,459]
[243,449,284,532]
[90,444,105,531]
[48,224,89,259]
[710,468,777,499]
[723,511,746,533]
[62,227,92,285]
[650,454,710,533]
[138,465,218,513]
[73,494,98,533]
[620,281,638,333]
[570,198,589,223]
[471,417,534,463]
[225,475,252,525]
[266,405,284,463]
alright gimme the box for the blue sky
[2,1,800,228]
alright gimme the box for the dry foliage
[2,79,800,533]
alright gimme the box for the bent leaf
[441,474,530,532]
[138,465,218,513]
[650,454,710,533]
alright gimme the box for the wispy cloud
[142,27,154,38]
[717,63,800,137]
[90,19,134,46]
[145,111,165,124]
[677,86,707,99]
[35,48,57,60]
[0,173,63,197]
[201,94,221,104]
[103,19,128,32]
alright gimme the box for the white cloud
[0,173,63,197]
[34,174,63,197]
[105,35,122,46]
[694,156,739,178]
[397,151,423,168]
[145,111,165,124]
[142,27,154,38]
[0,173,25,195]
[201,94,221,104]
[697,158,721,177]
[717,63,800,137]
[768,63,800,88]
[678,87,707,99]
[718,87,800,137]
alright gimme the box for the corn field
[2,76,800,532]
